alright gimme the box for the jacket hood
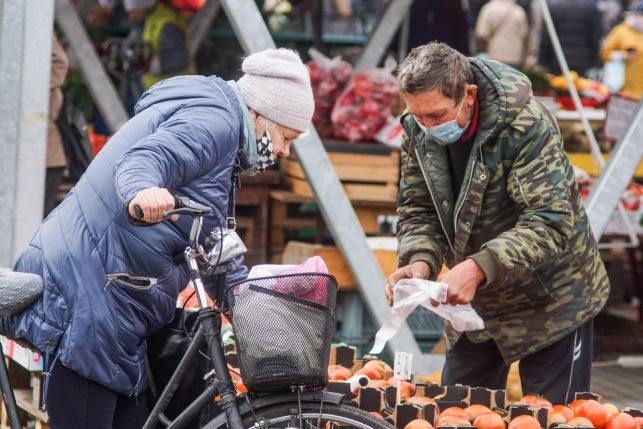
[469,58,533,137]
[135,75,241,120]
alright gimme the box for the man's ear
[467,84,478,100]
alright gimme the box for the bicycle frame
[143,210,244,429]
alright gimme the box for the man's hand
[432,259,485,306]
[385,261,430,307]
[128,187,177,223]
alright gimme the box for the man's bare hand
[385,261,430,306]
[432,259,485,306]
[128,187,178,223]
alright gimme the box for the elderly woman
[1,48,314,429]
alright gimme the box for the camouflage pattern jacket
[397,58,610,363]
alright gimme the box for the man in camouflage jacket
[386,42,609,403]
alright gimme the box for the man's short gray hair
[397,42,473,102]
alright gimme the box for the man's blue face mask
[417,95,470,145]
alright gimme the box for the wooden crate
[281,140,400,203]
[269,190,397,262]
[0,361,49,429]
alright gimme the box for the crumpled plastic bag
[370,278,485,354]
[246,256,329,305]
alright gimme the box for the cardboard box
[0,337,43,371]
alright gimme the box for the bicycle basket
[227,273,338,392]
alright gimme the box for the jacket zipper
[453,161,477,231]
[415,147,455,253]
[104,273,157,291]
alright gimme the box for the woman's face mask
[255,129,275,173]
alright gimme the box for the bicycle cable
[180,214,225,359]
[316,388,327,429]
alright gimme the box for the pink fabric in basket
[273,256,329,305]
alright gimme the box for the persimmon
[508,415,542,429]
[354,367,381,380]
[552,406,575,422]
[604,413,636,429]
[465,405,493,419]
[602,404,619,419]
[521,395,553,411]
[567,417,594,427]
[474,412,506,429]
[364,359,393,379]
[387,377,415,398]
[437,415,472,426]
[575,400,607,429]
[548,413,567,427]
[569,400,588,416]
[633,417,643,429]
[328,364,352,381]
[441,407,471,420]
[405,418,434,429]
[369,379,392,389]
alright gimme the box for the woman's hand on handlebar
[128,187,179,223]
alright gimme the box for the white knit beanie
[237,49,314,133]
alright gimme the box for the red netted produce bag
[330,63,398,142]
[307,49,352,138]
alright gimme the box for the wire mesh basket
[227,273,338,392]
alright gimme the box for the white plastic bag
[370,278,485,354]
[603,59,625,93]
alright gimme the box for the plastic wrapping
[370,278,485,354]
[330,58,398,142]
[307,49,353,137]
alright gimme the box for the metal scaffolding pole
[0,0,54,266]
[355,0,415,70]
[585,102,643,239]
[54,0,129,133]
[218,0,432,374]
[188,0,221,58]
[539,0,639,248]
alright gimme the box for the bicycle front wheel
[210,401,397,429]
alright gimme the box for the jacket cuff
[468,248,505,288]
[406,252,440,280]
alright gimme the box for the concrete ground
[591,358,643,409]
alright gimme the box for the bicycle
[1,196,395,429]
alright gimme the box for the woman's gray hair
[397,42,473,102]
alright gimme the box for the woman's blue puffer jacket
[11,75,245,396]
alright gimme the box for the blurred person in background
[44,34,69,217]
[407,0,471,55]
[126,0,195,92]
[539,0,602,76]
[475,0,529,69]
[601,0,643,99]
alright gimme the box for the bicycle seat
[0,269,44,316]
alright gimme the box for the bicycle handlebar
[133,195,213,222]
